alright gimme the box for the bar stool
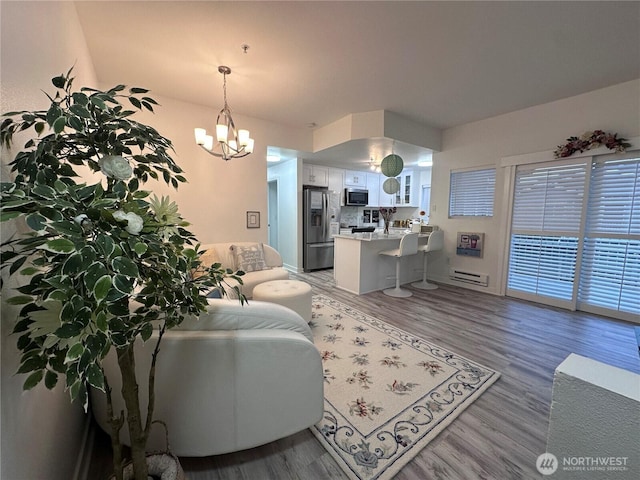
[379,232,419,297]
[412,230,444,290]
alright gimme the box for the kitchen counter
[333,232,431,294]
[333,232,429,241]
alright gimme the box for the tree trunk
[117,344,149,480]
[105,376,125,480]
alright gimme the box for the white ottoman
[253,280,312,323]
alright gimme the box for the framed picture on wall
[456,232,484,257]
[246,211,260,229]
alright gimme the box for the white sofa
[199,242,289,299]
[91,298,324,456]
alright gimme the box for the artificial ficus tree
[1,68,244,480]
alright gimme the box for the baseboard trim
[72,415,95,480]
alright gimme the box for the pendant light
[194,66,254,161]
[380,154,404,178]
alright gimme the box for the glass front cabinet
[394,170,416,206]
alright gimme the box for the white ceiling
[74,1,640,168]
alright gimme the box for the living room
[2,2,639,480]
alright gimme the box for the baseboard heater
[449,268,489,286]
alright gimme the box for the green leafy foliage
[1,68,245,479]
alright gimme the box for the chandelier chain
[222,71,229,110]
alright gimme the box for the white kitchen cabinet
[303,164,329,187]
[366,173,380,206]
[328,167,345,205]
[328,167,345,193]
[378,176,396,207]
[344,170,367,187]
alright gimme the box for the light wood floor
[87,270,640,479]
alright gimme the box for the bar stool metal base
[411,280,438,290]
[383,286,413,297]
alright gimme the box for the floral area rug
[309,295,500,480]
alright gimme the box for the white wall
[267,159,302,271]
[429,79,640,294]
[126,94,310,244]
[1,2,96,479]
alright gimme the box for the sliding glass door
[507,161,587,309]
[578,154,640,318]
[506,152,639,321]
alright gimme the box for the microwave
[345,188,369,206]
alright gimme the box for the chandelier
[194,66,254,161]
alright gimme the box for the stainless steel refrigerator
[303,187,336,271]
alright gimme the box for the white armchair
[91,298,324,456]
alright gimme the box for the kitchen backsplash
[339,206,420,227]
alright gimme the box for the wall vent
[449,268,489,286]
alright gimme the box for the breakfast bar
[333,232,430,295]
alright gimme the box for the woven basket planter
[109,452,185,480]
[108,421,185,480]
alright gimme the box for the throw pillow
[206,288,223,299]
[230,243,267,272]
[192,248,220,279]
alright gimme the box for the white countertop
[334,232,429,242]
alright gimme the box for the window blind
[578,156,640,315]
[508,234,579,301]
[511,164,587,232]
[579,239,640,314]
[585,157,639,235]
[449,168,496,217]
[507,161,587,302]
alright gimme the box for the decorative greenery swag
[554,129,631,158]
